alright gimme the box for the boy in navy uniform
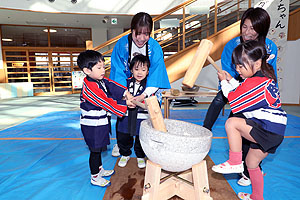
[77,50,134,187]
[117,54,154,168]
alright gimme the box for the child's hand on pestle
[124,90,134,100]
[124,91,135,108]
[133,93,146,103]
[217,70,227,81]
[224,71,233,81]
[126,99,136,108]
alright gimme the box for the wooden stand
[142,160,213,200]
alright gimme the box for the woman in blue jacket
[109,12,171,157]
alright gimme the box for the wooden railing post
[207,13,210,38]
[86,40,93,50]
[182,5,186,50]
[214,0,218,34]
[151,21,154,38]
[178,28,181,52]
[237,0,240,20]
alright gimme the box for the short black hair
[131,12,153,34]
[77,50,105,71]
[129,54,150,71]
[240,7,271,44]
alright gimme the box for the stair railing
[87,0,253,70]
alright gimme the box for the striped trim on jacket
[228,74,287,135]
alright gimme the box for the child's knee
[225,118,235,130]
[245,157,260,169]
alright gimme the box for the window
[1,25,91,48]
[50,27,91,48]
[1,26,48,47]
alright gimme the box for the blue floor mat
[0,111,82,138]
[0,139,117,200]
[0,109,299,200]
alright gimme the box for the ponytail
[261,56,277,82]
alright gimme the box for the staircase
[88,0,300,83]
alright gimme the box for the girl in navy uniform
[203,7,278,186]
[212,41,287,200]
[77,50,135,187]
[117,54,153,169]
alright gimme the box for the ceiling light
[43,29,57,33]
[2,38,13,42]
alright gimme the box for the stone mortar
[140,119,212,172]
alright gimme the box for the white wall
[107,28,124,51]
[280,39,300,104]
[91,27,108,51]
[89,27,124,52]
[107,28,123,40]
